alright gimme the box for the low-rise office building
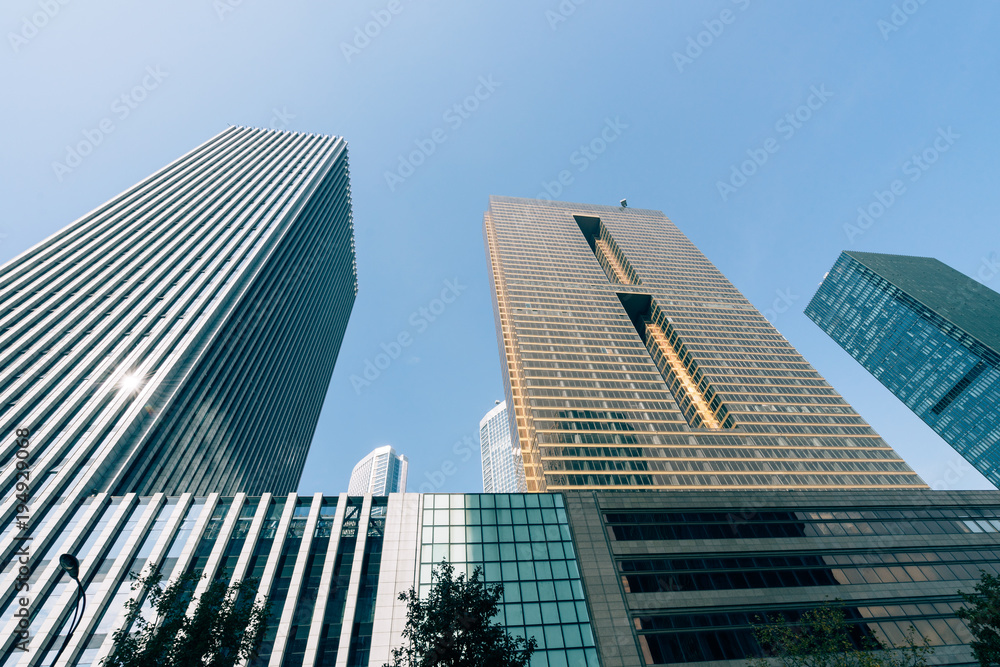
[568,489,992,666]
[5,489,998,666]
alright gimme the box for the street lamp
[49,554,85,666]
[59,554,79,580]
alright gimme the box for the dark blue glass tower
[806,251,1000,487]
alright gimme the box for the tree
[747,601,933,667]
[384,560,536,667]
[957,571,1000,666]
[101,570,271,667]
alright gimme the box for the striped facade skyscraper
[0,127,357,572]
[480,400,526,493]
[483,196,924,492]
[347,445,408,495]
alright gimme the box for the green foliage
[747,601,933,667]
[384,560,537,667]
[957,571,1000,666]
[101,570,270,667]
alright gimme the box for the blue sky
[2,1,998,494]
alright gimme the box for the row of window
[620,548,1000,573]
[540,440,901,457]
[553,457,910,473]
[606,507,1000,537]
[607,507,1000,523]
[638,615,972,664]
[423,506,568,526]
[609,517,996,541]
[549,471,915,489]
[633,600,972,663]
[622,559,993,593]
[421,537,577,565]
[423,492,564,510]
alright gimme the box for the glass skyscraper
[480,400,527,493]
[483,197,922,492]
[0,127,357,589]
[806,250,1000,487]
[347,445,408,495]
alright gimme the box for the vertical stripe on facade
[0,129,357,586]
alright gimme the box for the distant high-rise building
[806,251,1000,487]
[480,400,527,493]
[483,196,923,492]
[0,127,357,570]
[348,445,408,495]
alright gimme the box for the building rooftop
[845,250,1000,357]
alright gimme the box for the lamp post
[49,554,85,667]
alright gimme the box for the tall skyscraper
[348,445,408,495]
[480,400,527,493]
[483,196,923,492]
[0,127,357,570]
[806,250,1000,487]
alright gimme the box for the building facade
[480,401,527,493]
[483,197,922,492]
[568,488,990,666]
[347,446,408,495]
[806,251,1000,487]
[1,492,598,667]
[0,127,358,617]
[5,489,998,666]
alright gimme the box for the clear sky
[2,1,998,495]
